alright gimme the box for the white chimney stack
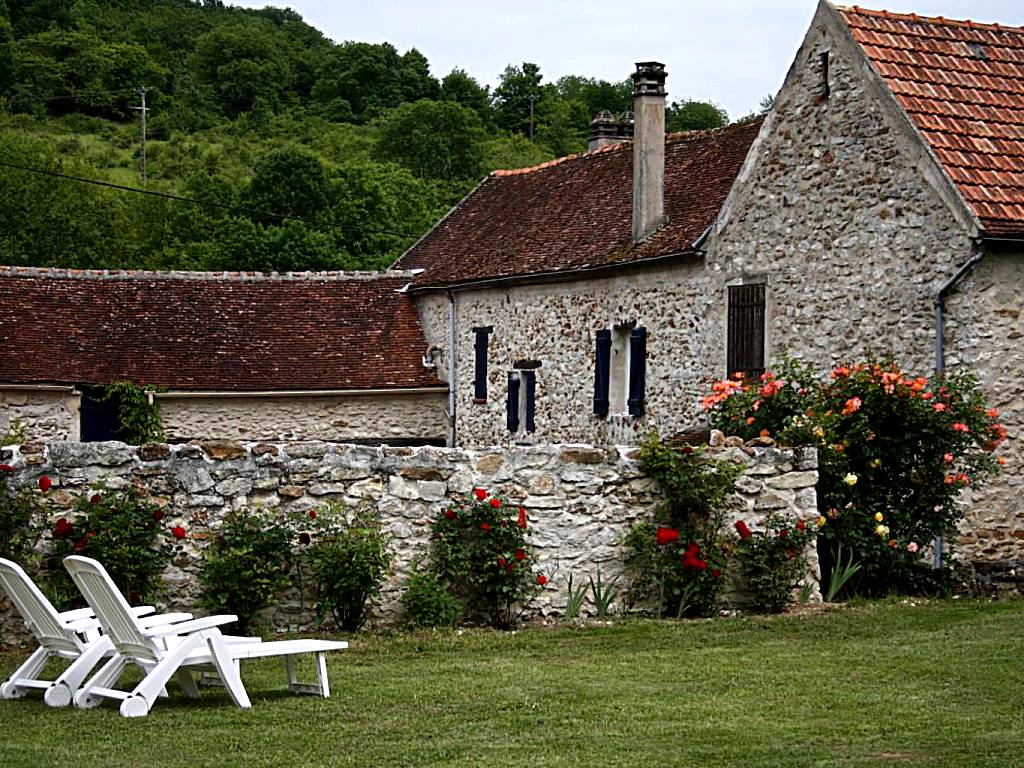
[632,61,667,243]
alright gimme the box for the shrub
[45,485,175,609]
[0,465,45,563]
[624,435,741,618]
[304,506,391,632]
[430,488,544,628]
[200,508,296,632]
[101,381,164,444]
[702,359,1005,597]
[401,565,460,629]
[734,511,820,613]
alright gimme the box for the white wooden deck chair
[0,557,187,707]
[64,555,348,717]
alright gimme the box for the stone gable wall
[0,439,819,640]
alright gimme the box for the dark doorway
[79,386,121,442]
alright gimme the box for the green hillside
[0,0,729,272]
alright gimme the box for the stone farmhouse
[396,2,1024,564]
[0,270,447,445]
[1,1,1022,564]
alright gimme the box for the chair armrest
[65,616,102,633]
[58,607,96,622]
[143,615,238,637]
[138,612,194,627]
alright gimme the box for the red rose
[655,527,679,546]
[514,548,526,561]
[298,532,311,545]
[517,508,527,529]
[90,494,101,504]
[795,519,806,531]
[170,526,186,540]
[73,536,88,552]
[536,573,547,586]
[489,497,501,508]
[445,509,457,520]
[481,522,491,532]
[52,518,74,540]
[0,464,13,472]
[497,557,507,567]
[38,476,52,492]
[153,509,165,522]
[735,520,752,539]
[308,510,317,520]
[506,562,516,572]
[473,488,487,501]
[712,569,722,578]
[778,528,789,538]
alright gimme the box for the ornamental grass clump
[624,433,741,618]
[702,358,1005,597]
[734,512,820,613]
[45,485,177,609]
[429,488,545,629]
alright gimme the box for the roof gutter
[0,383,77,393]
[150,386,447,402]
[408,247,699,295]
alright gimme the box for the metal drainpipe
[447,290,457,448]
[931,241,985,569]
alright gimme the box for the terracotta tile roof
[0,268,444,391]
[839,5,1024,236]
[394,118,764,286]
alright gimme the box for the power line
[0,159,423,239]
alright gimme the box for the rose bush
[703,359,1005,596]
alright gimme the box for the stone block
[285,442,329,460]
[734,475,763,494]
[528,474,557,495]
[399,466,448,482]
[559,447,606,465]
[48,441,134,468]
[278,485,305,499]
[417,480,447,501]
[215,476,253,496]
[388,475,420,500]
[187,494,224,507]
[766,471,818,490]
[754,491,793,511]
[309,483,348,496]
[474,453,504,475]
[139,443,171,461]
[173,462,215,494]
[252,443,279,457]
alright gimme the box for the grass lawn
[1,599,1022,768]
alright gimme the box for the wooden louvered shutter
[727,284,766,379]
[627,327,647,418]
[473,328,491,402]
[506,373,520,433]
[593,330,611,417]
[523,371,536,434]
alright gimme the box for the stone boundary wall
[0,440,819,639]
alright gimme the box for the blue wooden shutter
[473,328,490,402]
[524,371,536,433]
[593,330,611,417]
[506,373,520,433]
[627,327,647,417]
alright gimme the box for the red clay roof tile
[0,269,443,391]
[394,119,763,286]
[839,5,1024,236]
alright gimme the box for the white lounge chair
[0,557,191,706]
[64,555,348,717]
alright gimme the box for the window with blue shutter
[627,327,647,418]
[523,371,536,434]
[472,326,492,402]
[593,330,611,417]
[506,372,520,432]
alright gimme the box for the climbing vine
[102,381,165,445]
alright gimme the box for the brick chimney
[632,62,667,243]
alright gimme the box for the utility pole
[132,87,149,183]
[527,94,538,140]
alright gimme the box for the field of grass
[1,599,1022,767]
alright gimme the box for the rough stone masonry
[0,439,819,637]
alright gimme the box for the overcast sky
[229,1,1024,118]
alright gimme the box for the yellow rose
[816,516,826,528]
[875,524,889,537]
[874,512,884,522]
[844,473,858,486]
